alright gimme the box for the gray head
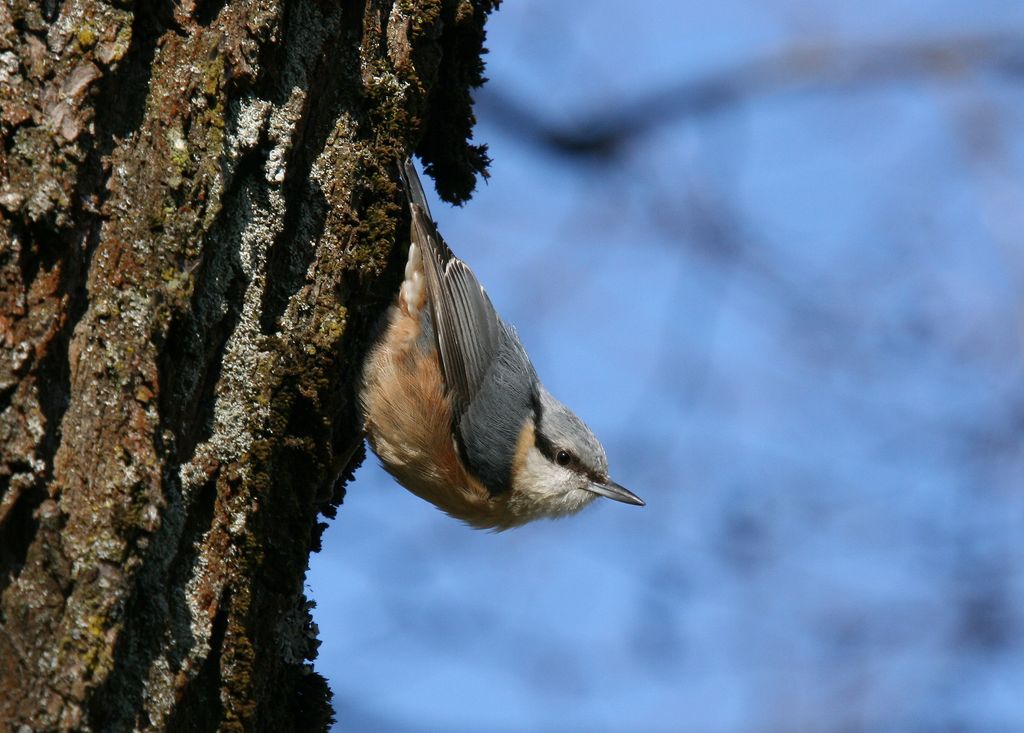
[535,387,608,477]
[506,386,643,519]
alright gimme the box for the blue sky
[308,3,1024,731]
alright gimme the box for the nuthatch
[359,159,644,530]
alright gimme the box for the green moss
[170,145,189,170]
[221,600,258,729]
[203,53,226,99]
[101,23,133,64]
[77,26,97,49]
[313,306,347,347]
[403,0,442,34]
[414,0,501,204]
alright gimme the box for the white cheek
[514,447,595,517]
[519,448,573,497]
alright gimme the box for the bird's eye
[555,450,572,466]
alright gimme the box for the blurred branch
[477,34,1024,159]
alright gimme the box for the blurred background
[309,1,1024,731]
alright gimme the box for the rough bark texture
[0,0,497,729]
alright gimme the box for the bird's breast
[360,294,503,528]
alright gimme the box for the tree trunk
[0,0,497,729]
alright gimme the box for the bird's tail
[399,158,433,221]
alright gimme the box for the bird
[358,159,644,530]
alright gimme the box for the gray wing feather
[401,159,503,418]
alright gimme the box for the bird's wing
[400,159,501,419]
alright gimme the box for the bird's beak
[586,479,645,506]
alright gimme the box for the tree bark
[0,0,497,729]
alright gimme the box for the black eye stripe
[533,426,556,461]
[535,430,572,466]
[534,418,593,475]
